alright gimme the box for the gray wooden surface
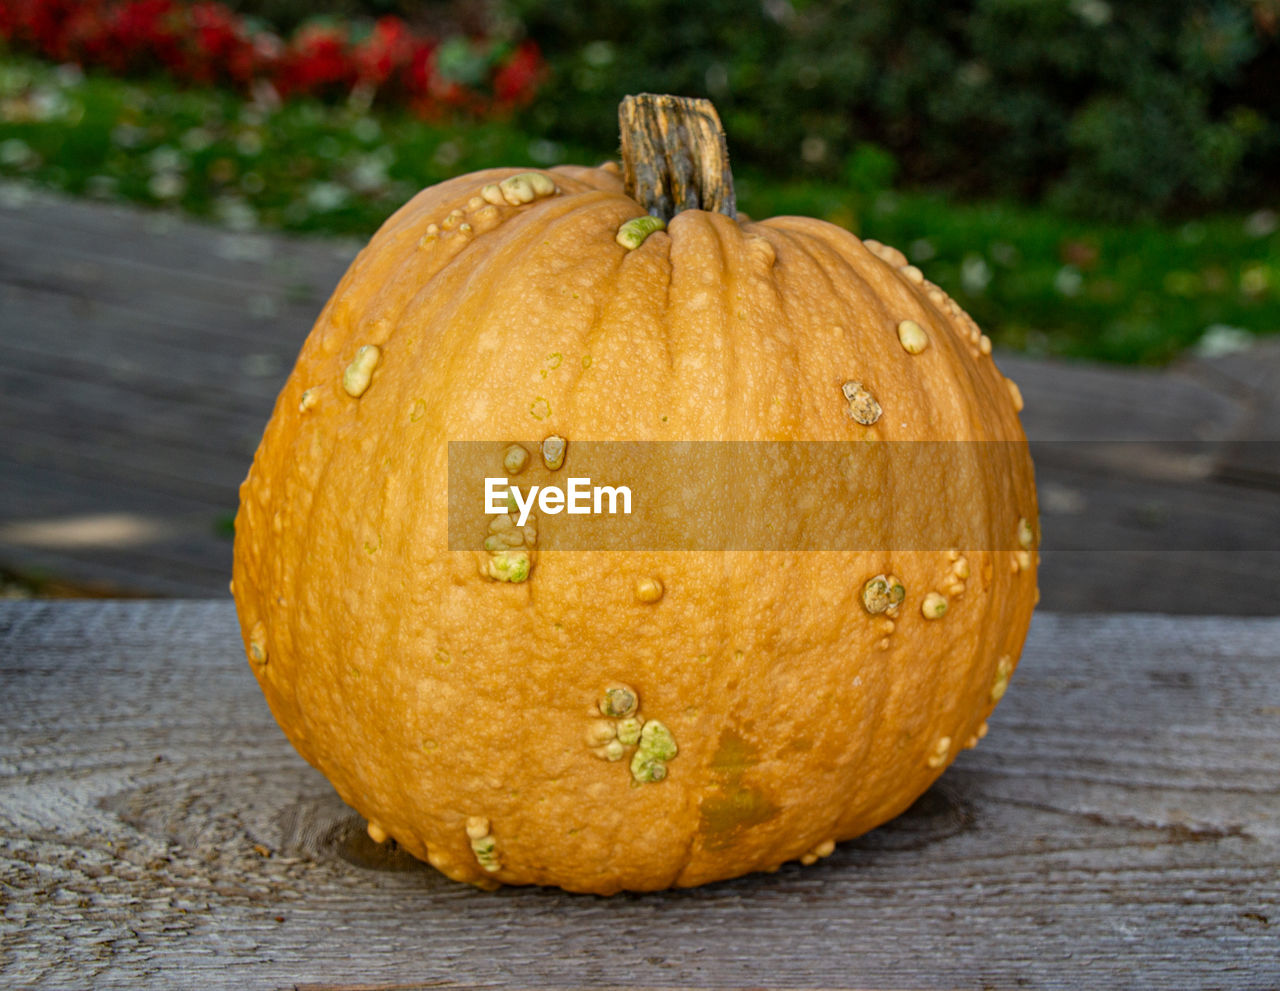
[0,184,356,597]
[1,600,1277,990]
[2,184,1279,609]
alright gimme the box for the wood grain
[620,94,736,221]
[0,187,353,596]
[1,601,1277,989]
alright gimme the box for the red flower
[278,22,354,98]
[186,2,256,85]
[493,40,543,107]
[352,16,413,92]
[0,0,544,118]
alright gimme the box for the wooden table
[5,186,1280,612]
[2,601,1277,989]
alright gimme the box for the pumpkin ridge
[756,221,896,438]
[764,218,909,362]
[776,217,970,440]
[550,162,627,195]
[437,192,640,441]
[706,211,758,442]
[664,210,741,439]
[761,217,911,366]
[363,191,633,443]
[420,189,625,338]
[555,212,672,435]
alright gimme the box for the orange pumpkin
[233,95,1037,894]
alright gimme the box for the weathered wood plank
[0,399,255,496]
[1,602,1276,990]
[1035,459,1280,551]
[0,191,357,299]
[0,248,328,353]
[0,352,271,439]
[0,457,235,597]
[1175,339,1280,491]
[997,353,1248,444]
[0,540,230,597]
[1039,549,1280,614]
[0,288,302,404]
[3,188,1279,608]
[1178,336,1280,401]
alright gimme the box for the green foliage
[2,55,1277,365]
[510,0,1278,218]
[1055,76,1246,220]
[0,57,585,237]
[742,175,1279,364]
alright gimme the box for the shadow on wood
[1,600,1276,989]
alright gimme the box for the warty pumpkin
[232,95,1038,894]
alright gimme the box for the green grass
[742,178,1280,364]
[0,56,587,236]
[3,54,1277,364]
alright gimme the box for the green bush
[4,54,1276,365]
[509,0,1278,218]
[220,0,522,39]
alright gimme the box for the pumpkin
[232,95,1038,894]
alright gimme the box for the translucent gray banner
[446,440,1279,552]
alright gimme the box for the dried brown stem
[619,93,736,222]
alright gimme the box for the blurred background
[1,0,1278,608]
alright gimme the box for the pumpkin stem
[619,94,737,222]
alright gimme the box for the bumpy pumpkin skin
[232,163,1038,894]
